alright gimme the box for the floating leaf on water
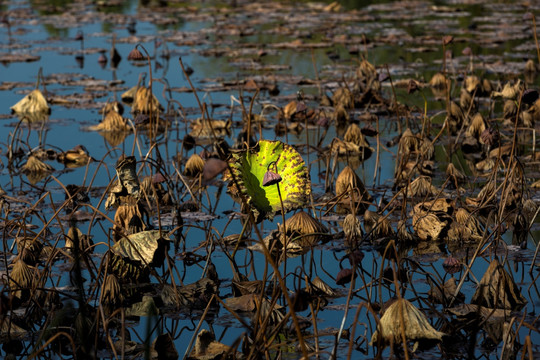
[10,89,50,115]
[131,86,163,115]
[471,258,527,310]
[125,295,159,317]
[447,303,512,321]
[189,329,240,360]
[228,140,311,222]
[57,145,94,168]
[21,155,53,174]
[111,230,167,266]
[370,298,444,348]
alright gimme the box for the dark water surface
[1,0,539,359]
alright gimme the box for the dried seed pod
[443,256,462,274]
[336,268,354,286]
[262,170,282,187]
[184,153,205,177]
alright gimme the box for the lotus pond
[0,0,539,359]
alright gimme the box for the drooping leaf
[111,230,165,265]
[228,140,311,222]
[11,89,50,116]
[370,298,444,348]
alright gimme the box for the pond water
[0,0,539,359]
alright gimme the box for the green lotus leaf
[229,140,311,222]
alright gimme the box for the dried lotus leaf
[342,213,363,245]
[370,298,444,347]
[336,166,372,204]
[492,80,522,100]
[466,113,486,139]
[308,276,337,297]
[101,274,123,306]
[429,72,447,88]
[9,259,34,299]
[344,123,369,147]
[471,258,527,310]
[364,210,394,239]
[131,86,163,115]
[407,176,438,198]
[22,155,53,174]
[11,89,50,115]
[280,210,328,247]
[89,110,130,132]
[413,211,447,241]
[332,87,354,109]
[184,153,205,177]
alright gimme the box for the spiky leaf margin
[229,140,311,222]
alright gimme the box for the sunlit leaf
[111,230,166,265]
[228,140,311,222]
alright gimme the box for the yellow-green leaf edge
[229,140,311,222]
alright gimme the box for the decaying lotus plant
[140,174,172,207]
[406,176,438,198]
[447,207,483,243]
[447,101,465,134]
[9,258,34,299]
[189,329,240,360]
[106,155,140,209]
[89,109,130,132]
[446,163,466,184]
[370,298,444,348]
[492,80,523,100]
[11,79,51,123]
[429,72,447,89]
[57,145,94,168]
[113,201,148,241]
[411,198,453,241]
[342,213,363,247]
[332,87,354,109]
[100,274,123,306]
[428,277,464,304]
[227,139,311,222]
[184,153,205,177]
[364,210,394,240]
[335,166,373,212]
[21,155,53,177]
[466,112,486,140]
[330,137,373,161]
[471,258,527,310]
[131,86,163,115]
[189,117,231,140]
[15,237,43,266]
[279,210,328,247]
[65,226,93,253]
